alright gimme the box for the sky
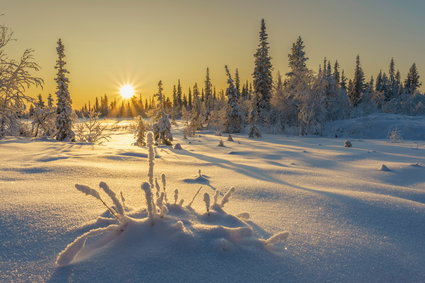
[2,0,425,107]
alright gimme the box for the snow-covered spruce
[153,80,173,145]
[224,65,243,133]
[54,39,75,142]
[56,130,289,266]
[133,116,147,146]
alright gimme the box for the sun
[119,84,135,99]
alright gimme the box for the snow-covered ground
[1,117,425,282]
[324,113,425,140]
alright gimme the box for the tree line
[1,18,424,142]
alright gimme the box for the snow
[1,116,425,282]
[324,113,425,140]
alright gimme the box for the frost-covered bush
[388,127,402,143]
[56,130,289,266]
[31,103,56,137]
[75,111,110,144]
[344,140,352,147]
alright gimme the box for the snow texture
[1,117,425,282]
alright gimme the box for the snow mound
[56,198,288,267]
[324,113,425,140]
[173,143,183,150]
[380,164,391,172]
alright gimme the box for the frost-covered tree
[313,60,348,122]
[177,79,183,114]
[404,63,421,94]
[252,19,273,125]
[55,39,75,141]
[133,116,147,146]
[203,67,214,123]
[224,65,242,133]
[0,23,43,137]
[153,80,172,145]
[31,94,56,137]
[283,36,311,128]
[348,55,365,107]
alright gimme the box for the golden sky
[2,0,424,107]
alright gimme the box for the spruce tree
[284,36,310,128]
[340,70,347,90]
[204,68,213,120]
[47,94,54,109]
[224,66,242,133]
[235,68,241,99]
[349,55,365,107]
[177,79,183,110]
[153,80,172,145]
[188,87,192,109]
[252,19,273,125]
[55,39,75,142]
[333,61,340,86]
[404,63,421,94]
[37,94,45,108]
[388,58,398,100]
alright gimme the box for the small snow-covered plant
[147,132,155,188]
[75,111,110,144]
[99,182,124,217]
[203,193,211,215]
[218,140,224,147]
[174,189,179,204]
[141,182,155,224]
[264,232,289,246]
[227,134,234,142]
[221,187,235,208]
[213,190,220,206]
[187,186,203,207]
[74,183,126,222]
[388,127,402,143]
[344,140,352,147]
[154,178,160,198]
[133,116,147,146]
